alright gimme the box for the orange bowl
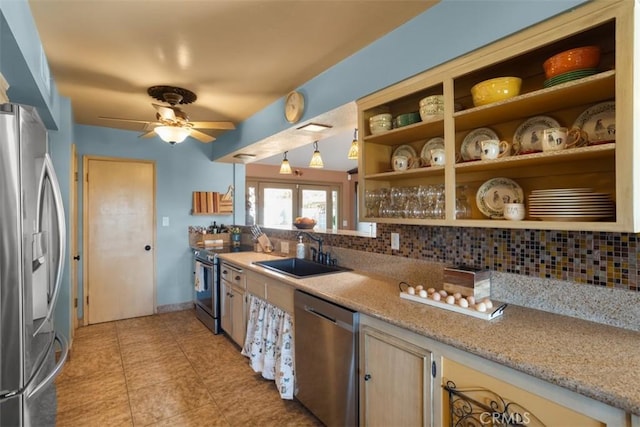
[543,46,601,79]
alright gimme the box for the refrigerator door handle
[26,333,68,399]
[33,153,66,336]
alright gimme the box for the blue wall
[1,0,590,333]
[211,0,588,160]
[74,125,244,313]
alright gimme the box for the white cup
[430,148,445,166]
[504,203,526,220]
[392,155,409,171]
[542,127,572,151]
[481,139,510,160]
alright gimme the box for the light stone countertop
[218,251,640,416]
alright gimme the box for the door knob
[144,245,151,251]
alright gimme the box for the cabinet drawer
[266,280,294,314]
[246,273,266,298]
[221,262,245,288]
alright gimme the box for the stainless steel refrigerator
[0,103,69,426]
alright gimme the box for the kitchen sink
[253,258,351,278]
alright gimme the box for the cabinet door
[229,285,246,346]
[220,279,232,335]
[361,326,432,427]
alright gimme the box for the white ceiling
[28,0,436,170]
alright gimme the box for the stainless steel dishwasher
[294,290,359,427]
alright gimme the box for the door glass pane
[263,188,293,226]
[246,185,256,225]
[301,189,327,229]
[332,189,338,230]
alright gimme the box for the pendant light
[309,140,324,168]
[154,125,190,144]
[279,151,292,174]
[347,128,359,160]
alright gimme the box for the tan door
[84,156,155,324]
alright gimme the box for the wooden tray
[399,292,506,320]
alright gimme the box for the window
[246,179,340,229]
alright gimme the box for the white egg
[445,295,455,305]
[476,302,487,312]
[466,296,476,305]
[482,297,493,309]
[439,290,448,297]
[431,292,441,301]
[453,292,462,300]
[458,298,469,308]
[407,286,415,295]
[419,289,428,298]
[415,285,424,291]
[427,287,436,294]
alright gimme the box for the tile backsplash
[262,224,639,292]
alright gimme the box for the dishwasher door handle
[305,305,337,324]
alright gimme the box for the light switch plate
[280,241,290,254]
[162,216,170,227]
[391,232,400,250]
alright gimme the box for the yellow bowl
[471,77,522,107]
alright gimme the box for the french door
[249,181,339,229]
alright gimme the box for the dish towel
[194,261,205,292]
[242,294,295,399]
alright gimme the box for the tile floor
[55,309,322,426]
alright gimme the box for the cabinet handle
[235,275,241,281]
[222,270,228,275]
[364,374,372,381]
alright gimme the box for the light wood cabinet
[245,269,294,314]
[359,318,435,427]
[442,357,629,426]
[220,262,246,346]
[357,0,639,232]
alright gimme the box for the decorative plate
[460,128,499,161]
[392,144,418,168]
[420,137,445,159]
[476,177,524,218]
[572,101,615,144]
[513,116,560,154]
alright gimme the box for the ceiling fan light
[309,141,324,168]
[155,126,190,144]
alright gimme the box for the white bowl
[419,95,444,106]
[370,121,393,134]
[370,113,392,122]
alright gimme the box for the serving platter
[512,115,560,154]
[399,292,506,320]
[460,127,499,161]
[573,101,615,144]
[476,177,523,218]
[420,137,445,159]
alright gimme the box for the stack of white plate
[528,188,615,222]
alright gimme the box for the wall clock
[285,91,305,123]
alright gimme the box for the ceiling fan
[100,85,235,144]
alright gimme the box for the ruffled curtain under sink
[242,295,295,399]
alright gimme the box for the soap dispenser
[296,236,305,259]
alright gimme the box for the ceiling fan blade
[152,103,177,121]
[190,121,235,130]
[139,130,156,139]
[99,116,151,125]
[143,121,162,131]
[190,129,216,143]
